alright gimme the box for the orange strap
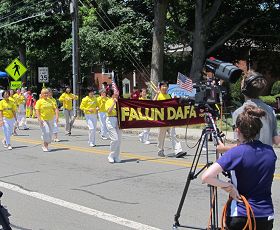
[221,195,256,230]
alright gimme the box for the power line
[0,12,46,29]
[96,1,152,80]
[83,0,156,91]
[0,0,56,23]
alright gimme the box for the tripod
[173,112,223,230]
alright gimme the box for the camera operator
[202,105,276,229]
[217,71,280,152]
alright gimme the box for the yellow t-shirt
[139,96,148,100]
[9,96,15,104]
[49,97,58,117]
[97,96,108,112]
[105,98,117,117]
[50,97,58,108]
[13,94,25,106]
[35,98,56,121]
[157,93,171,100]
[0,99,17,119]
[58,92,78,110]
[80,96,98,114]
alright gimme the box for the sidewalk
[26,117,235,142]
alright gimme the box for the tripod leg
[173,132,208,227]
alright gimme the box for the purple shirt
[217,140,276,217]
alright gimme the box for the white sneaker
[101,135,109,140]
[2,140,8,148]
[108,156,114,163]
[89,143,96,147]
[144,141,150,145]
[7,146,12,150]
[114,157,122,163]
[42,146,49,152]
[54,138,60,142]
[139,134,144,143]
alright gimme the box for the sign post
[38,67,49,87]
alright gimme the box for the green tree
[0,0,71,88]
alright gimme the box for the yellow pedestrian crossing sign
[5,58,27,81]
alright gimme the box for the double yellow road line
[8,136,280,181]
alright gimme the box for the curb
[26,118,235,142]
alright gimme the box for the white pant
[106,117,122,160]
[17,104,27,129]
[53,118,59,134]
[85,114,97,144]
[40,120,54,144]
[158,127,182,154]
[139,128,150,142]
[63,109,74,133]
[2,117,15,145]
[98,112,108,137]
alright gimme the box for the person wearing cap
[97,88,109,139]
[35,88,57,152]
[80,87,99,147]
[0,90,17,150]
[58,86,78,135]
[105,89,122,163]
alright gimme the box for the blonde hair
[41,88,49,94]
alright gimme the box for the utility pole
[70,0,80,117]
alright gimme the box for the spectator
[202,105,276,229]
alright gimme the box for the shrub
[259,95,276,104]
[271,81,280,95]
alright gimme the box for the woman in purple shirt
[202,105,276,229]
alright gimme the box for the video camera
[193,57,243,104]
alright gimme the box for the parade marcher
[138,88,151,144]
[101,82,110,94]
[9,89,18,136]
[48,88,60,142]
[153,81,183,157]
[217,71,280,153]
[97,88,109,139]
[14,88,28,130]
[31,93,37,118]
[202,105,276,229]
[80,87,99,147]
[35,88,57,152]
[0,86,4,101]
[105,89,122,163]
[26,91,33,118]
[130,86,140,99]
[0,90,17,150]
[58,86,78,135]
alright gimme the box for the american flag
[177,72,193,92]
[111,74,119,95]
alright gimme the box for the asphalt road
[0,125,279,230]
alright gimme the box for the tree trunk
[150,0,168,87]
[190,1,207,83]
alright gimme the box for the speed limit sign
[38,67,49,83]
